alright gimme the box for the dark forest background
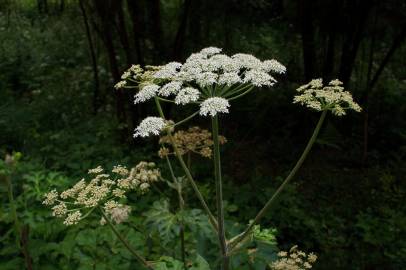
[0,0,405,269]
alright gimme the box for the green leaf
[153,256,183,270]
[189,254,211,270]
[144,199,180,245]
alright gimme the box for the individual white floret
[158,81,182,97]
[199,97,230,117]
[88,166,103,174]
[200,47,222,57]
[134,117,166,137]
[261,59,287,74]
[196,72,218,87]
[114,81,127,89]
[201,58,222,72]
[218,72,242,86]
[63,210,82,226]
[121,71,131,80]
[51,202,67,217]
[211,54,240,72]
[175,87,200,105]
[43,190,58,205]
[153,62,182,79]
[134,84,159,104]
[232,53,262,69]
[243,70,276,87]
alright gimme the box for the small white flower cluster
[271,246,317,270]
[43,163,160,226]
[134,117,167,138]
[293,79,362,116]
[100,200,131,225]
[114,64,144,89]
[199,97,230,117]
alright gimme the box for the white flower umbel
[261,59,287,74]
[200,47,222,57]
[243,70,276,87]
[114,80,127,89]
[294,79,362,116]
[153,62,182,79]
[134,117,166,137]
[196,72,218,87]
[200,97,230,117]
[134,84,160,104]
[175,87,200,105]
[232,53,262,70]
[158,81,182,97]
[218,72,242,86]
[120,46,286,108]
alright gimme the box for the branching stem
[228,110,327,251]
[154,97,219,232]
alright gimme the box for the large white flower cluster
[43,163,160,226]
[123,47,286,137]
[154,47,285,89]
[119,47,285,108]
[293,79,362,116]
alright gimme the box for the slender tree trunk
[127,0,145,66]
[189,0,202,47]
[172,0,192,61]
[361,24,406,163]
[79,0,100,114]
[115,0,134,65]
[59,0,64,13]
[299,0,316,80]
[92,0,127,126]
[149,0,163,62]
[21,225,33,270]
[338,1,373,86]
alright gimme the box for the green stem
[99,207,152,269]
[174,111,199,127]
[156,97,175,103]
[227,86,255,101]
[211,115,229,270]
[164,156,187,268]
[154,98,219,233]
[178,185,187,269]
[223,83,252,98]
[228,110,328,251]
[6,174,21,248]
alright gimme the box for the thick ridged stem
[212,115,229,270]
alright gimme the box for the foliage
[0,0,405,269]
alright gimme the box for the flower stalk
[154,97,219,232]
[212,115,229,270]
[99,207,152,269]
[228,110,328,251]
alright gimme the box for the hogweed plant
[44,47,361,269]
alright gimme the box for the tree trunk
[172,0,192,61]
[299,0,316,81]
[127,0,145,66]
[115,0,134,65]
[338,1,373,86]
[92,0,127,126]
[148,0,164,62]
[79,0,100,114]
